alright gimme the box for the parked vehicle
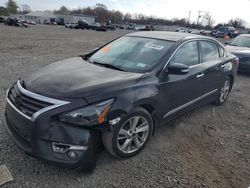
[212,27,239,38]
[89,22,100,30]
[4,32,238,171]
[190,29,200,34]
[76,19,90,29]
[89,22,107,31]
[0,16,6,23]
[97,25,107,32]
[27,20,37,25]
[65,22,77,29]
[119,24,126,29]
[200,30,212,36]
[175,28,188,33]
[4,18,29,27]
[135,25,145,31]
[107,24,116,31]
[140,25,155,31]
[225,34,250,72]
[127,23,136,30]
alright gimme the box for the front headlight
[59,98,114,126]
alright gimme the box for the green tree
[0,6,9,16]
[6,0,18,14]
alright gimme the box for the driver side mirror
[168,63,190,75]
[224,41,230,45]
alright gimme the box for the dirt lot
[0,25,249,188]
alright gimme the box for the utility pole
[207,15,212,27]
[188,11,191,25]
[197,11,201,25]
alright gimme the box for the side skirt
[163,89,218,119]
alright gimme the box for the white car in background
[190,29,200,34]
[65,22,77,29]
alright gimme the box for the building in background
[25,11,57,24]
[10,11,95,25]
[56,14,95,25]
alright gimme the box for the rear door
[198,40,225,95]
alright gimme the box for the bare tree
[54,6,70,14]
[20,4,31,14]
[123,13,132,21]
[228,18,246,28]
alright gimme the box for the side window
[170,41,199,66]
[200,41,220,62]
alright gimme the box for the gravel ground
[0,25,249,188]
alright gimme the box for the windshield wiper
[91,60,127,72]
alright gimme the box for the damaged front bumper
[4,101,100,170]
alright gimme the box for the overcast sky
[1,0,250,26]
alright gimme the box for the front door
[158,41,205,119]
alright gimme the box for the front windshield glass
[89,36,174,73]
[230,36,250,48]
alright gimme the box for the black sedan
[225,34,250,72]
[4,32,238,171]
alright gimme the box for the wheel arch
[138,103,159,136]
[228,74,234,91]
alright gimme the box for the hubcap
[117,116,149,154]
[219,80,230,103]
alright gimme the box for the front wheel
[214,78,232,105]
[102,107,153,158]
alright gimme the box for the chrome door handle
[196,73,204,78]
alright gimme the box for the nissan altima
[4,31,238,171]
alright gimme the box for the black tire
[102,107,153,158]
[214,77,232,105]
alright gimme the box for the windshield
[230,36,250,48]
[89,36,174,73]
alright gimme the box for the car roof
[126,31,211,42]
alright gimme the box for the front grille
[8,82,52,118]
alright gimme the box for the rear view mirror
[168,63,190,75]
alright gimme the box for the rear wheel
[102,107,153,158]
[214,78,231,105]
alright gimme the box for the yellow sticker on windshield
[100,45,112,53]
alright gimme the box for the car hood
[24,57,143,99]
[226,45,250,55]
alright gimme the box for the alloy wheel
[219,80,230,103]
[117,116,149,154]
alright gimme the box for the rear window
[200,41,220,62]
